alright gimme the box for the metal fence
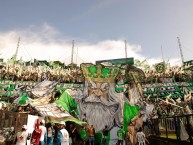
[150,114,193,145]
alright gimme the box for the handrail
[150,114,193,144]
[158,113,193,119]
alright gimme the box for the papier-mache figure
[78,63,124,132]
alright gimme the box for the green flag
[123,102,139,131]
[55,91,79,118]
[155,62,166,73]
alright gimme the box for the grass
[160,133,177,139]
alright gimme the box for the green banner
[155,62,166,73]
[143,82,193,98]
[123,103,139,131]
[96,57,134,65]
[55,92,79,118]
[183,60,193,71]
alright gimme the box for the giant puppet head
[77,63,124,132]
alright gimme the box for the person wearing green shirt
[79,126,87,145]
[117,126,125,145]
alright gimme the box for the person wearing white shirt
[136,127,149,145]
[39,120,47,145]
[56,121,69,145]
[14,125,29,145]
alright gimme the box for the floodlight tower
[14,37,20,61]
[177,37,184,66]
[71,40,74,65]
[125,40,128,59]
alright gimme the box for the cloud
[0,24,181,66]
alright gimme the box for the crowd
[3,89,151,145]
[0,64,83,83]
[0,88,191,145]
[0,61,192,145]
[0,63,192,84]
[1,94,192,145]
[14,120,97,145]
[14,120,149,145]
[143,65,193,83]
[7,89,153,145]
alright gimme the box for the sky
[0,0,193,66]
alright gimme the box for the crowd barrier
[0,110,28,133]
[159,118,175,131]
[0,110,28,144]
[150,114,193,145]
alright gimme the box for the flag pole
[161,45,164,62]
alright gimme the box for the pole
[161,45,164,61]
[125,40,128,59]
[76,47,78,65]
[71,40,74,65]
[15,37,20,62]
[177,37,184,66]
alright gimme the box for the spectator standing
[39,120,47,145]
[79,126,87,145]
[117,126,125,145]
[125,122,136,145]
[53,124,60,143]
[101,125,109,145]
[68,123,78,145]
[136,127,149,145]
[56,121,69,145]
[46,122,55,145]
[88,125,95,145]
[14,125,29,145]
[31,122,42,145]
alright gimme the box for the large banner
[1,80,192,99]
[143,82,193,98]
[184,60,193,71]
[96,57,134,65]
[0,80,83,92]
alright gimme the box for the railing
[149,114,193,145]
[159,118,176,131]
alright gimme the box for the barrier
[159,118,175,131]
[0,111,28,144]
[150,114,193,144]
